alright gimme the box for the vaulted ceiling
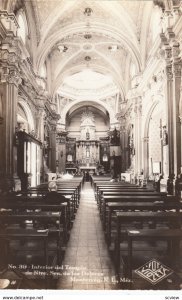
[2,0,160,125]
[31,0,152,101]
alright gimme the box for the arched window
[17,11,28,44]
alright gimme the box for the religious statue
[110,127,120,145]
[86,129,90,140]
[80,108,96,140]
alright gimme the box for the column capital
[35,96,46,109]
[164,43,172,62]
[166,64,173,80]
[171,40,180,58]
[0,66,21,87]
[49,120,57,133]
[0,11,19,37]
[173,61,182,77]
[120,125,126,133]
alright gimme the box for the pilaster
[119,119,127,172]
[160,12,182,193]
[143,137,149,178]
[134,96,142,176]
[172,41,181,177]
[0,12,21,191]
[49,121,57,173]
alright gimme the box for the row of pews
[92,176,182,286]
[0,176,83,289]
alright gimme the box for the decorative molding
[173,61,181,77]
[0,11,19,37]
[166,64,173,80]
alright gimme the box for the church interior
[0,0,182,291]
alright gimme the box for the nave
[1,1,182,293]
[57,182,117,290]
[0,177,182,290]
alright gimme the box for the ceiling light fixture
[58,45,68,53]
[84,7,93,17]
[85,56,91,61]
[83,20,92,40]
[108,45,119,52]
[84,33,92,39]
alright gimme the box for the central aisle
[57,182,119,290]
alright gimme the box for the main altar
[76,109,100,171]
[63,108,120,175]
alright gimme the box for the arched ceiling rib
[29,0,150,117]
[36,22,141,73]
[53,65,123,101]
[37,0,140,47]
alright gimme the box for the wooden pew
[114,211,182,273]
[98,189,164,209]
[101,195,167,229]
[2,192,76,229]
[0,211,63,264]
[17,187,78,209]
[126,228,182,280]
[94,181,156,201]
[0,228,49,266]
[0,201,69,242]
[106,201,181,245]
[56,182,82,205]
[94,181,137,192]
[96,187,156,204]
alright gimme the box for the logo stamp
[135,259,173,285]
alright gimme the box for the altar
[76,109,100,168]
[79,163,97,172]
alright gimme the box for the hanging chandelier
[84,7,93,17]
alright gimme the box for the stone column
[163,42,174,178]
[134,97,142,176]
[180,116,182,173]
[49,122,57,173]
[0,12,21,191]
[35,100,46,143]
[179,80,182,173]
[35,101,46,183]
[172,42,181,177]
[143,137,149,178]
[120,120,127,172]
[161,30,181,193]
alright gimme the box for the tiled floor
[57,182,119,290]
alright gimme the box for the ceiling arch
[67,102,109,120]
[36,22,141,73]
[53,45,125,83]
[53,64,123,101]
[38,0,139,48]
[60,98,118,126]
